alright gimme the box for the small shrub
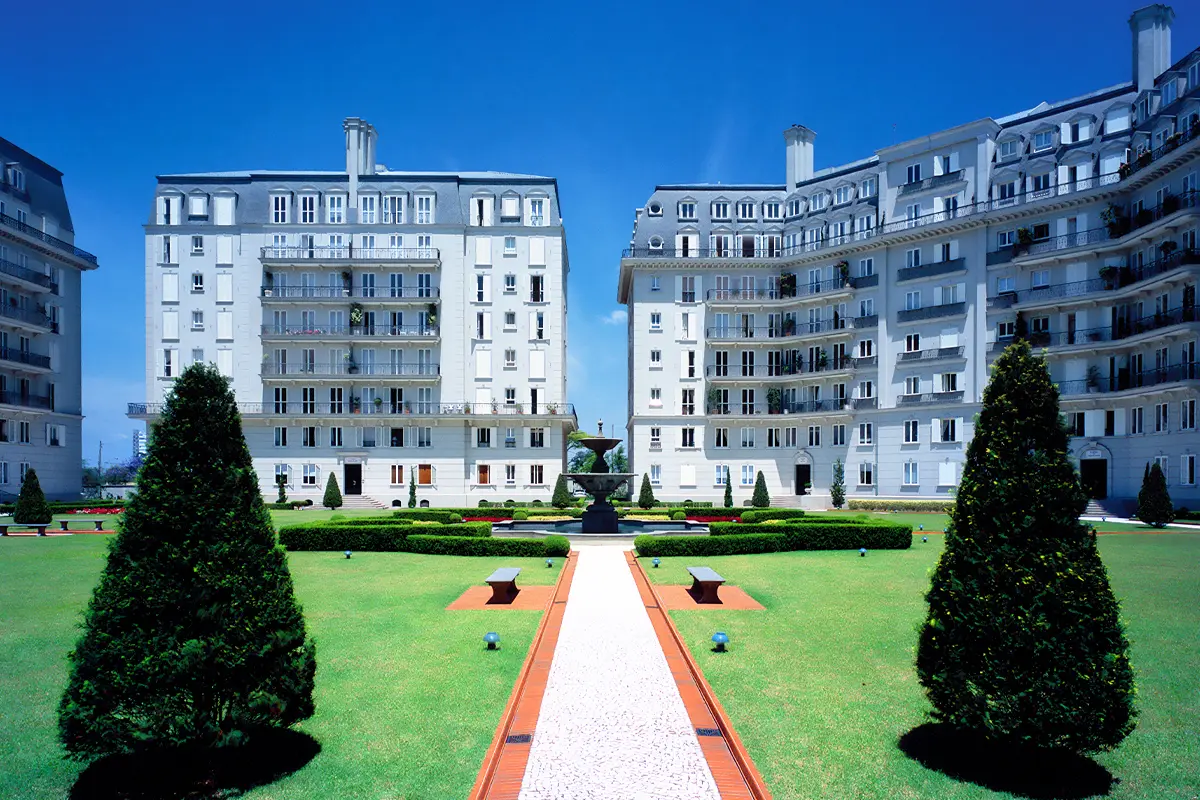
[848,499,954,513]
[638,474,656,509]
[682,499,693,507]
[670,511,686,521]
[831,459,846,509]
[551,474,572,509]
[752,470,770,508]
[531,499,543,507]
[322,474,342,510]
[1137,461,1174,527]
[740,509,806,523]
[543,535,570,557]
[390,510,462,524]
[513,510,529,521]
[14,468,52,525]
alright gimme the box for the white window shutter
[483,198,493,226]
[170,348,179,372]
[955,417,964,442]
[476,349,491,379]
[529,237,545,265]
[530,350,546,379]
[216,235,233,265]
[162,311,178,339]
[169,235,179,264]
[217,349,233,376]
[956,282,967,301]
[482,274,492,298]
[217,310,233,340]
[939,462,956,486]
[675,275,683,301]
[679,356,689,380]
[482,312,491,340]
[162,273,178,303]
[476,237,491,266]
[680,464,696,487]
[216,273,233,302]
[674,233,685,255]
[529,311,537,335]
[475,387,491,407]
[931,418,941,443]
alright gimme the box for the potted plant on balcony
[1086,365,1102,393]
[1118,161,1131,179]
[462,402,471,414]
[1136,150,1152,170]
[349,302,365,329]
[804,481,813,495]
[817,350,829,371]
[263,272,274,297]
[1134,207,1154,228]
[1098,265,1119,289]
[1014,227,1034,256]
[780,272,797,298]
[1162,192,1180,215]
[1102,204,1130,238]
[835,260,851,286]
[403,400,412,413]
[706,387,724,415]
[350,396,361,414]
[1160,240,1179,260]
[341,270,352,296]
[427,302,438,330]
[491,400,499,414]
[547,403,558,414]
[373,396,383,410]
[766,387,782,415]
[782,316,796,336]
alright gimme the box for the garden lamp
[344,550,352,559]
[484,632,500,650]
[922,536,928,543]
[918,524,924,531]
[546,558,554,568]
[712,631,729,652]
[652,558,661,568]
[859,547,867,557]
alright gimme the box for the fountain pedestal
[564,437,634,534]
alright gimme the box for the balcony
[0,391,52,410]
[259,325,439,340]
[854,314,878,329]
[0,303,53,331]
[991,307,1198,353]
[897,170,965,196]
[259,246,440,265]
[897,390,965,406]
[624,247,782,261]
[707,399,851,416]
[896,302,967,323]
[0,346,51,370]
[986,249,1200,310]
[704,317,857,342]
[0,258,56,292]
[129,401,576,421]
[705,276,854,304]
[1123,118,1200,180]
[853,273,880,289]
[896,257,967,283]
[261,286,440,300]
[896,346,966,363]
[704,357,857,380]
[1057,362,1199,397]
[261,362,441,378]
[0,212,98,266]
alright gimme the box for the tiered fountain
[565,426,635,534]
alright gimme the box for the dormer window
[1139,96,1150,122]
[810,193,827,211]
[762,201,782,220]
[834,186,851,205]
[416,194,435,224]
[678,201,696,221]
[647,202,662,216]
[786,198,803,217]
[861,177,877,198]
[1033,131,1054,152]
[188,194,209,219]
[648,236,664,252]
[298,194,316,224]
[270,194,289,224]
[383,194,405,224]
[736,201,755,220]
[711,201,730,220]
[5,165,24,192]
[1162,81,1177,107]
[998,140,1018,159]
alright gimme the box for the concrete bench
[58,519,107,532]
[0,523,50,536]
[486,567,522,604]
[687,566,725,604]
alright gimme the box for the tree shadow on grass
[69,727,320,800]
[898,723,1116,800]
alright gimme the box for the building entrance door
[344,463,363,495]
[795,464,812,495]
[1079,459,1107,499]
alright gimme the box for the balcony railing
[705,277,853,302]
[625,247,785,260]
[0,391,53,410]
[0,258,55,290]
[897,170,965,196]
[261,362,441,377]
[260,246,440,262]
[1123,119,1200,179]
[0,346,51,369]
[896,302,967,323]
[262,286,440,299]
[0,303,52,329]
[707,399,851,416]
[991,307,1197,352]
[896,257,967,283]
[986,249,1200,309]
[704,357,856,379]
[705,318,856,340]
[1057,362,1199,396]
[896,346,966,362]
[0,213,98,265]
[128,401,576,418]
[260,325,438,338]
[897,390,965,405]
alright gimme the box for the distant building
[132,429,147,458]
[0,137,99,499]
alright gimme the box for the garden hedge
[739,509,807,522]
[0,499,126,514]
[847,499,954,513]
[708,520,911,541]
[405,535,565,557]
[635,523,912,556]
[278,521,492,550]
[390,510,463,524]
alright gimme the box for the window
[650,350,662,368]
[504,274,516,293]
[1033,130,1053,151]
[477,428,492,448]
[191,347,204,365]
[191,310,204,330]
[832,424,846,446]
[1182,454,1197,486]
[302,426,318,448]
[678,201,696,220]
[904,420,920,443]
[1032,173,1051,193]
[861,177,877,197]
[416,195,434,224]
[681,389,695,416]
[504,348,516,368]
[739,427,754,448]
[711,201,730,219]
[858,257,874,277]
[389,464,405,486]
[680,276,696,303]
[650,427,662,449]
[906,248,921,268]
[418,427,433,448]
[299,194,316,224]
[714,428,728,448]
[329,427,343,447]
[810,193,827,211]
[808,426,821,447]
[903,460,919,486]
[188,235,204,256]
[360,195,376,224]
[1182,399,1196,430]
[737,201,755,220]
[834,185,851,205]
[905,333,921,353]
[191,273,204,293]
[763,201,781,220]
[1130,406,1144,435]
[530,428,545,448]
[682,427,697,448]
[650,276,661,291]
[859,422,873,444]
[327,194,345,223]
[529,198,545,226]
[271,194,288,223]
[907,163,922,184]
[998,140,1018,159]
[786,198,802,217]
[504,236,517,255]
[1155,403,1169,433]
[905,291,921,311]
[18,422,30,444]
[940,373,958,393]
[859,380,874,398]
[649,388,662,407]
[530,275,544,302]
[741,465,755,486]
[904,377,921,396]
[504,387,517,406]
[940,418,958,442]
[767,428,781,448]
[996,276,1014,294]
[650,464,662,485]
[859,462,874,486]
[650,312,661,330]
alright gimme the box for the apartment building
[0,137,96,500]
[619,5,1199,513]
[131,119,574,506]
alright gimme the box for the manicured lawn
[0,535,560,800]
[268,508,402,527]
[816,509,1198,534]
[644,535,1200,799]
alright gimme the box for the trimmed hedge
[321,517,415,526]
[739,509,807,523]
[390,510,463,524]
[278,521,492,550]
[634,533,786,557]
[847,499,954,513]
[0,499,126,514]
[709,520,911,540]
[405,535,557,557]
[543,535,571,557]
[635,523,912,557]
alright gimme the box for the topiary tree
[830,459,846,509]
[14,467,52,524]
[551,474,572,509]
[1137,461,1173,528]
[916,340,1134,754]
[751,470,770,508]
[322,473,342,510]
[408,473,417,508]
[275,473,288,505]
[637,473,656,509]
[723,473,733,509]
[58,363,315,761]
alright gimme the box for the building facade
[131,119,574,506]
[0,138,97,500]
[619,5,1199,513]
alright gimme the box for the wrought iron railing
[262,286,440,299]
[705,318,855,340]
[0,347,51,368]
[261,363,441,377]
[259,246,440,261]
[1057,362,1199,396]
[897,391,965,405]
[259,325,438,338]
[896,346,966,362]
[704,358,856,378]
[128,401,575,418]
[896,302,967,323]
[0,391,52,410]
[0,258,55,289]
[986,249,1200,309]
[0,213,98,265]
[896,258,967,283]
[1123,119,1200,179]
[0,303,52,328]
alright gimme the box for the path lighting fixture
[712,631,729,652]
[859,547,867,557]
[922,536,928,543]
[652,558,661,568]
[546,558,554,568]
[918,525,924,531]
[484,632,500,650]
[344,550,352,559]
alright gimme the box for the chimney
[1129,5,1174,94]
[784,125,816,187]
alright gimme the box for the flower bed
[73,507,124,515]
[685,515,739,523]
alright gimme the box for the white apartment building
[0,137,96,500]
[619,5,1199,513]
[131,119,574,506]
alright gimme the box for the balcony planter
[817,350,829,371]
[404,401,412,413]
[782,318,796,336]
[373,397,383,409]
[1135,151,1152,169]
[1013,227,1034,256]
[491,401,499,414]
[1086,366,1102,393]
[1118,162,1131,179]
[1102,204,1130,238]
[1159,241,1179,259]
[766,387,782,415]
[1098,266,1118,289]
[835,261,851,286]
[1133,208,1154,228]
[349,302,365,327]
[1162,194,1180,215]
[779,273,797,298]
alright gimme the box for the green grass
[644,535,1200,799]
[0,535,560,800]
[816,509,1198,534]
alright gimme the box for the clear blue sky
[5,0,1197,466]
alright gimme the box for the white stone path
[519,546,721,800]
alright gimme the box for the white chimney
[1129,5,1174,94]
[784,125,816,187]
[342,117,378,176]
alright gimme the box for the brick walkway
[518,547,721,800]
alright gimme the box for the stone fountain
[566,423,634,534]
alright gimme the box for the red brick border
[468,549,578,800]
[626,551,773,800]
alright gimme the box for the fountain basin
[496,519,709,538]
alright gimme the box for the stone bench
[687,566,725,604]
[58,519,107,532]
[486,567,522,604]
[0,523,50,536]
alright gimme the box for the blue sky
[5,0,1198,466]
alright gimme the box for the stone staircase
[339,495,389,511]
[1084,499,1129,518]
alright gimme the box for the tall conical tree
[830,459,846,509]
[408,473,417,508]
[59,364,316,760]
[14,467,52,524]
[551,474,572,509]
[1137,461,1173,528]
[916,340,1134,753]
[751,470,770,508]
[723,473,733,509]
[637,473,656,509]
[322,473,342,510]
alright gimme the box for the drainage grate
[695,727,722,737]
[506,733,533,744]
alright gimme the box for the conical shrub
[322,473,342,510]
[14,467,52,524]
[1137,461,1173,527]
